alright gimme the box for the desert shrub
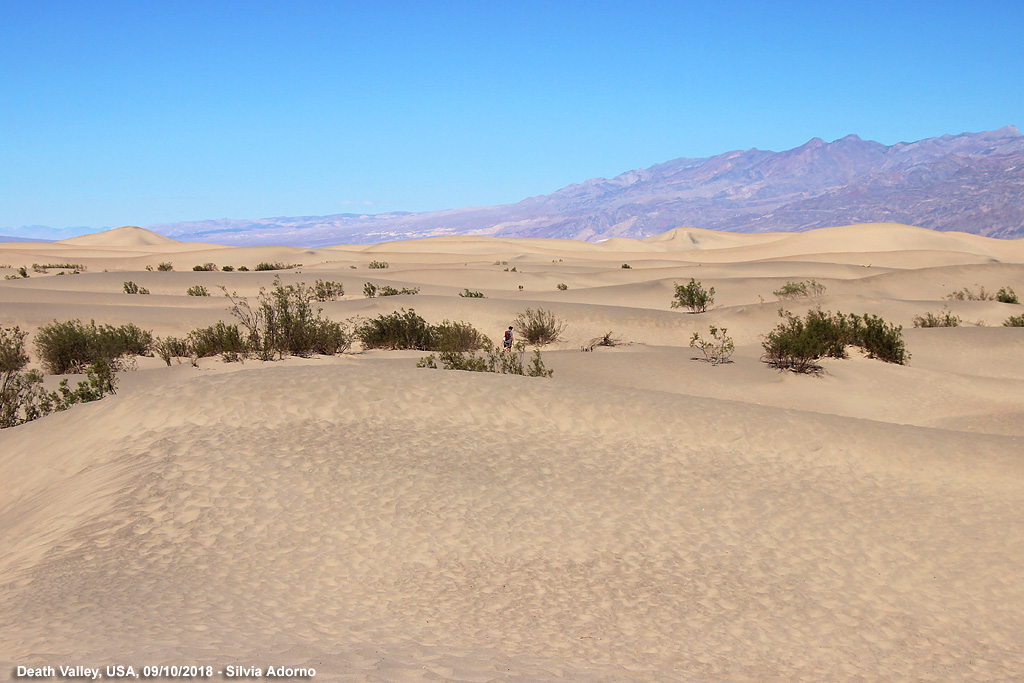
[513,307,566,346]
[433,320,489,352]
[1003,315,1024,327]
[671,278,715,313]
[186,285,210,297]
[357,308,434,350]
[153,336,193,365]
[17,266,28,278]
[773,279,826,300]
[2,326,118,427]
[556,283,568,291]
[238,266,249,271]
[123,281,150,295]
[913,310,961,328]
[378,285,419,296]
[368,260,389,269]
[762,309,907,373]
[363,282,378,297]
[254,261,299,271]
[945,286,994,301]
[312,279,344,301]
[996,287,1019,304]
[193,263,217,272]
[583,331,622,351]
[222,265,235,272]
[459,288,485,298]
[621,263,631,269]
[188,322,247,359]
[223,278,351,359]
[418,342,552,378]
[34,319,153,374]
[157,262,174,271]
[690,325,735,365]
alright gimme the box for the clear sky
[2,0,1021,234]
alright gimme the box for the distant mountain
[141,125,1019,246]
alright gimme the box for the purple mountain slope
[149,126,1024,246]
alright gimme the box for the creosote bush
[222,265,235,272]
[378,285,419,296]
[762,309,908,373]
[513,307,566,346]
[186,285,210,297]
[1003,314,1024,327]
[254,262,300,271]
[690,325,735,365]
[193,263,217,272]
[157,262,174,271]
[459,288,484,298]
[773,279,826,300]
[671,278,715,313]
[34,319,153,374]
[996,287,1019,304]
[312,279,344,301]
[418,341,553,378]
[123,281,150,295]
[621,263,631,269]
[913,309,961,328]
[368,260,389,269]
[556,283,568,291]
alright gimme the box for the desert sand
[1,223,1023,681]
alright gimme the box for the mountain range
[14,126,1024,246]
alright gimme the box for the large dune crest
[58,225,184,247]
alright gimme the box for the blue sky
[2,0,1021,235]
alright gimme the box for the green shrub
[222,265,235,272]
[363,282,377,298]
[3,326,118,428]
[459,288,485,298]
[34,319,153,374]
[312,279,344,301]
[186,285,210,297]
[671,278,715,313]
[945,286,994,301]
[368,260,389,269]
[254,261,299,271]
[1003,315,1024,327]
[432,320,489,352]
[17,266,28,278]
[238,266,249,272]
[357,308,434,350]
[188,322,247,359]
[773,279,826,300]
[913,310,961,328]
[153,336,193,365]
[123,281,150,295]
[223,278,351,359]
[157,262,174,271]
[621,263,631,269]
[690,325,735,365]
[513,307,566,346]
[556,283,568,291]
[996,287,1019,304]
[418,342,553,378]
[762,309,907,373]
[193,263,217,272]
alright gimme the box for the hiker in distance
[503,326,514,352]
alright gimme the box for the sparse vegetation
[513,307,566,346]
[186,285,210,297]
[238,266,250,272]
[690,325,735,365]
[459,288,485,298]
[357,308,435,350]
[157,262,174,271]
[583,331,622,352]
[621,263,631,269]
[254,261,300,271]
[368,260,389,269]
[32,262,85,272]
[432,320,489,353]
[946,286,994,301]
[418,341,553,378]
[996,287,1019,304]
[556,283,568,291]
[363,282,378,298]
[671,278,715,313]
[761,309,908,373]
[378,285,419,296]
[33,319,153,374]
[193,263,217,272]
[123,281,150,295]
[913,309,961,328]
[1003,314,1024,327]
[773,279,826,300]
[222,265,235,272]
[312,279,344,301]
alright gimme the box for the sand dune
[2,223,1024,681]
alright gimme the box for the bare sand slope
[2,366,1023,681]
[2,223,1024,681]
